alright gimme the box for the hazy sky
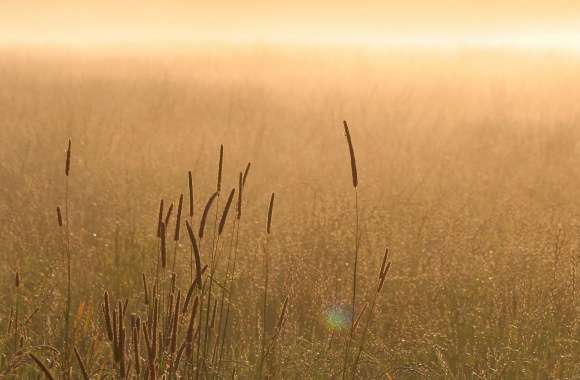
[3,1,580,47]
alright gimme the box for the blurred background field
[2,45,580,378]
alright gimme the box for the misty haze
[2,1,580,379]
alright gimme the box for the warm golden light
[5,1,580,379]
[2,0,580,51]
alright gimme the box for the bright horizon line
[3,31,580,52]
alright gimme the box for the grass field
[2,45,580,379]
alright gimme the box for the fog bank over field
[2,41,580,378]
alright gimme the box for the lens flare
[324,305,352,331]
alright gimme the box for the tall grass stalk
[217,169,248,374]
[341,121,359,378]
[173,193,184,272]
[258,192,275,378]
[188,171,194,281]
[351,248,391,378]
[63,138,72,376]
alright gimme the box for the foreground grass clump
[3,125,392,379]
[3,48,580,378]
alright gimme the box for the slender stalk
[14,271,20,351]
[74,347,90,380]
[258,193,275,378]
[64,138,72,377]
[212,144,224,267]
[188,171,194,281]
[218,170,247,374]
[186,221,203,290]
[216,218,239,375]
[351,188,359,330]
[351,248,391,379]
[30,353,57,380]
[258,232,271,378]
[341,121,359,378]
[198,145,224,377]
[154,200,164,296]
[173,194,184,272]
[202,229,222,376]
[207,187,236,373]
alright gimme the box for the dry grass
[2,45,580,378]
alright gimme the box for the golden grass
[2,45,580,378]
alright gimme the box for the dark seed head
[267,193,275,234]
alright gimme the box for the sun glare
[257,31,580,52]
[5,29,580,53]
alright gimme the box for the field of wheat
[2,45,580,379]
